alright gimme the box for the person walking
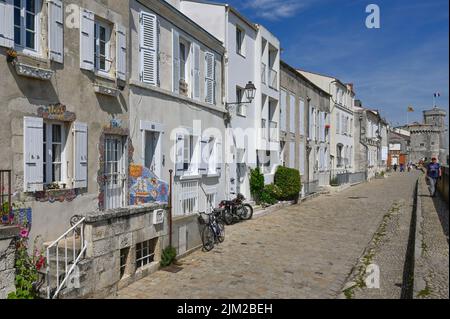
[393,163,398,172]
[426,157,442,197]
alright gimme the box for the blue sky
[224,0,449,127]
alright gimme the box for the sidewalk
[414,176,449,299]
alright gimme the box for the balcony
[261,63,267,84]
[269,69,278,90]
[261,119,267,140]
[269,121,278,142]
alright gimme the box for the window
[179,41,187,81]
[94,20,111,74]
[120,247,129,279]
[103,135,126,210]
[183,135,194,171]
[236,26,244,55]
[43,122,65,185]
[236,86,246,116]
[13,0,39,52]
[136,239,157,269]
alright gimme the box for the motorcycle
[219,193,254,225]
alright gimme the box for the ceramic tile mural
[129,164,169,205]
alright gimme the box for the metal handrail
[46,217,87,299]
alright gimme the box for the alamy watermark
[366,4,381,29]
[365,264,380,289]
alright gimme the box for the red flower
[36,256,46,271]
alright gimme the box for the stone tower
[408,107,448,165]
[424,107,448,164]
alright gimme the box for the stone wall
[0,226,19,299]
[437,166,449,204]
[59,203,168,299]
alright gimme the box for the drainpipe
[168,169,173,248]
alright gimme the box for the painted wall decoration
[37,103,76,122]
[129,164,168,205]
[34,188,79,203]
[1,207,32,229]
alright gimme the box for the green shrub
[250,167,265,204]
[264,184,283,201]
[260,186,278,206]
[274,166,302,201]
[160,246,177,267]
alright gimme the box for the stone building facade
[408,107,448,165]
[0,0,131,245]
[354,102,389,180]
[280,61,331,195]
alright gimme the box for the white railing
[269,121,278,142]
[46,217,87,299]
[261,119,267,140]
[261,63,267,84]
[269,69,278,90]
[175,180,199,216]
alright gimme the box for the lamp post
[225,81,257,113]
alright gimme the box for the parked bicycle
[219,193,253,225]
[199,208,225,252]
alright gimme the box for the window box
[13,61,54,80]
[94,84,119,97]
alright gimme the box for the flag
[407,106,414,112]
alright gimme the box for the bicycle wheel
[217,220,225,243]
[201,226,215,252]
[240,204,254,220]
[223,208,234,225]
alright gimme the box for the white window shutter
[299,141,305,175]
[140,12,157,85]
[280,90,287,132]
[175,134,184,176]
[215,139,222,175]
[192,43,200,100]
[336,112,340,135]
[48,0,64,63]
[172,29,180,93]
[289,142,295,168]
[204,52,215,104]
[116,24,127,81]
[199,137,208,174]
[24,117,44,192]
[289,95,295,134]
[309,108,313,139]
[80,8,95,70]
[299,100,305,136]
[73,122,88,189]
[0,0,13,48]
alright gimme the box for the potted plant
[6,48,18,63]
[1,202,9,224]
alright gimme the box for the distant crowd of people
[391,157,442,197]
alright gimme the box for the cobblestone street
[113,172,421,299]
[415,175,449,299]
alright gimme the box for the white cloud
[243,0,313,21]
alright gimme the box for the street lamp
[225,81,256,113]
